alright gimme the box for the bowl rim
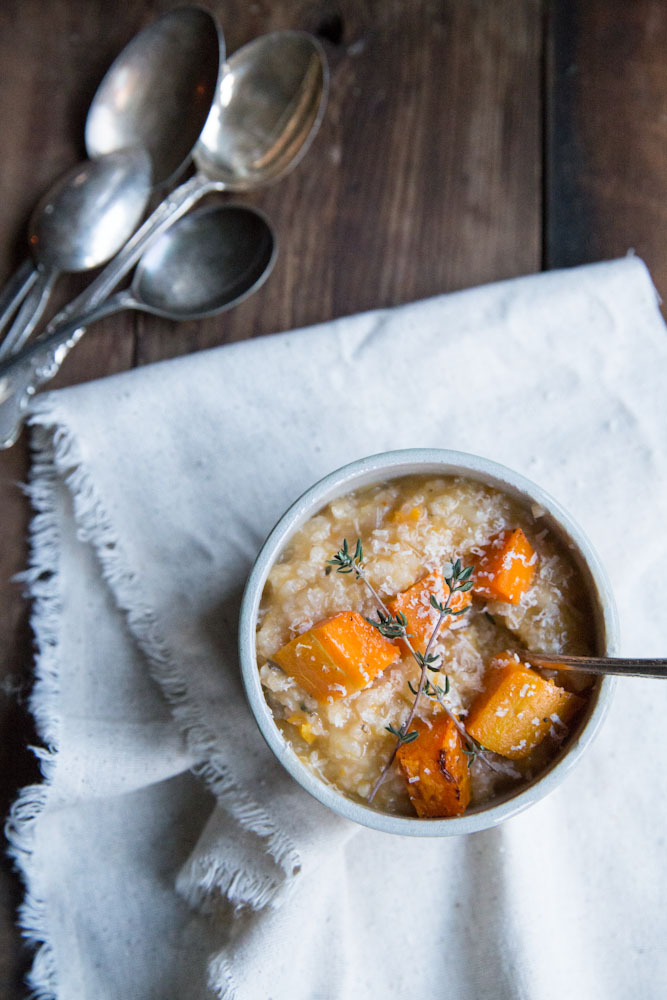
[238,448,619,836]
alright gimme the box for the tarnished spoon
[0,7,221,357]
[47,30,327,327]
[0,203,276,448]
[0,149,152,360]
[0,28,327,443]
[85,6,222,188]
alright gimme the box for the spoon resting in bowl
[529,652,666,678]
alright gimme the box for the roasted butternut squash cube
[387,570,472,652]
[466,652,584,759]
[396,715,471,817]
[272,611,400,703]
[473,528,537,604]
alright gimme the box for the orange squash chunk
[396,715,471,817]
[466,652,585,759]
[272,612,400,703]
[387,570,472,652]
[473,528,537,604]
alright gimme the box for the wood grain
[546,0,667,300]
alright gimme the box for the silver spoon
[49,30,327,325]
[0,30,327,445]
[194,29,330,190]
[0,149,152,360]
[0,30,328,447]
[0,7,221,358]
[0,203,276,448]
[85,6,222,188]
[529,651,667,679]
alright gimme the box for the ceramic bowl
[238,449,618,835]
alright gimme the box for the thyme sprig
[326,538,389,612]
[327,538,364,574]
[327,537,476,801]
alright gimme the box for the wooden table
[1,1,666,993]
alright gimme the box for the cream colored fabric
[8,258,667,999]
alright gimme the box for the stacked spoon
[0,7,328,448]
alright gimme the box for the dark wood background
[2,0,666,994]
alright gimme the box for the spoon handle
[0,174,220,448]
[529,652,667,678]
[0,295,129,449]
[0,260,38,336]
[0,269,58,360]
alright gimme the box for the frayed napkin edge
[27,410,303,897]
[4,435,68,1000]
[6,409,304,998]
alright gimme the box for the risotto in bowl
[238,450,618,835]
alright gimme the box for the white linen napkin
[7,257,667,1000]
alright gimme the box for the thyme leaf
[367,609,410,640]
[326,538,364,575]
[385,723,418,745]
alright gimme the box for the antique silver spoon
[0,149,152,359]
[0,7,221,357]
[0,29,326,447]
[85,6,222,188]
[51,30,328,322]
[0,203,276,448]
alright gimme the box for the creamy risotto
[256,476,594,817]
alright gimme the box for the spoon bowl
[195,30,329,189]
[29,148,152,272]
[0,148,152,360]
[85,7,222,187]
[133,203,276,318]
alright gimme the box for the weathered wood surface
[0,0,664,994]
[546,0,667,280]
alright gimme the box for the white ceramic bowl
[238,449,619,835]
